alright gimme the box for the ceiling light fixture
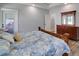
[32,4,35,7]
[64,3,68,4]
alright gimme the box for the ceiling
[0,3,64,9]
[22,3,63,9]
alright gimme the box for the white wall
[18,6,48,32]
[0,10,2,28]
[0,4,48,32]
[45,14,55,32]
[49,3,79,32]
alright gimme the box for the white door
[45,14,51,31]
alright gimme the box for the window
[61,11,76,26]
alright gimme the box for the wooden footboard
[38,27,69,56]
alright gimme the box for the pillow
[0,28,4,34]
[0,34,3,39]
[0,39,10,56]
[0,28,4,39]
[2,33,14,43]
[14,32,23,42]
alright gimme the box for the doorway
[1,8,18,34]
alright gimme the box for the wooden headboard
[38,27,69,44]
[38,27,61,38]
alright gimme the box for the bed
[0,27,70,56]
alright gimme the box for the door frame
[2,9,18,33]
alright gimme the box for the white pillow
[0,39,10,55]
[2,33,14,43]
[0,34,2,39]
[0,28,4,34]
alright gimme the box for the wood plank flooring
[69,40,79,56]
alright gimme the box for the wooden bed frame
[38,27,69,56]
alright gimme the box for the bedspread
[9,31,70,56]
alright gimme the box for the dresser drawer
[57,25,79,41]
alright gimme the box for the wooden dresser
[57,25,79,41]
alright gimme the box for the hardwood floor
[69,40,79,56]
